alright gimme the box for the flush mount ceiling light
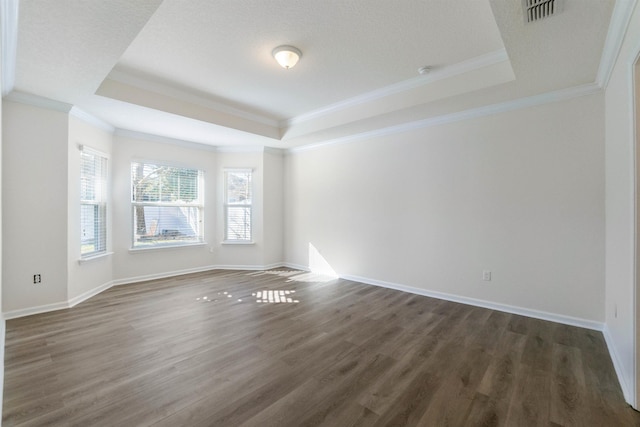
[272,45,302,69]
[418,66,432,75]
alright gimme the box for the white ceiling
[13,0,164,103]
[114,0,505,120]
[8,0,616,149]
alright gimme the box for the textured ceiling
[489,0,614,93]
[8,0,616,149]
[114,0,505,120]
[15,0,163,104]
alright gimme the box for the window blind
[131,161,204,248]
[224,169,252,241]
[80,148,108,257]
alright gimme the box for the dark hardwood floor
[3,269,639,426]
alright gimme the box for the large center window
[131,161,204,248]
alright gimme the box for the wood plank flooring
[3,269,639,426]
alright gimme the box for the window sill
[222,241,255,245]
[129,242,207,253]
[78,252,113,264]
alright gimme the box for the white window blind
[224,169,252,242]
[131,161,204,248]
[80,147,108,257]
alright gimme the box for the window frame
[223,168,253,243]
[80,146,109,259]
[130,160,205,250]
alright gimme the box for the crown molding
[216,145,265,153]
[69,107,115,133]
[114,128,219,152]
[0,0,18,96]
[108,69,280,128]
[596,0,638,88]
[283,49,510,128]
[264,146,284,156]
[115,129,281,155]
[216,145,284,154]
[4,90,73,113]
[288,82,601,154]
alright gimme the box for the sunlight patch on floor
[196,291,235,303]
[253,290,299,304]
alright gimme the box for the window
[131,161,204,248]
[224,169,252,242]
[80,147,108,257]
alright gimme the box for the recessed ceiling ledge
[96,78,281,140]
[281,48,510,129]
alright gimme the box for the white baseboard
[3,263,296,320]
[215,263,285,271]
[4,280,116,320]
[3,300,70,320]
[68,281,114,308]
[341,273,604,331]
[112,263,290,286]
[280,262,311,271]
[603,324,635,405]
[2,264,605,335]
[111,265,220,286]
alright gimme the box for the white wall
[111,134,218,282]
[263,149,284,266]
[0,23,5,419]
[285,93,605,323]
[636,59,640,406]
[67,115,113,301]
[2,101,69,311]
[604,1,640,406]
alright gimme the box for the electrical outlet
[482,270,491,281]
[615,303,618,318]
[33,274,41,284]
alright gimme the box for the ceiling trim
[288,82,601,154]
[217,145,270,153]
[596,0,638,88]
[114,128,219,152]
[264,146,284,156]
[4,90,73,113]
[69,107,115,133]
[283,49,510,128]
[0,0,19,96]
[97,78,281,139]
[115,128,284,154]
[108,69,280,127]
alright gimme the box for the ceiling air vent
[522,0,563,23]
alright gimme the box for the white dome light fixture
[272,45,302,69]
[418,66,432,75]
